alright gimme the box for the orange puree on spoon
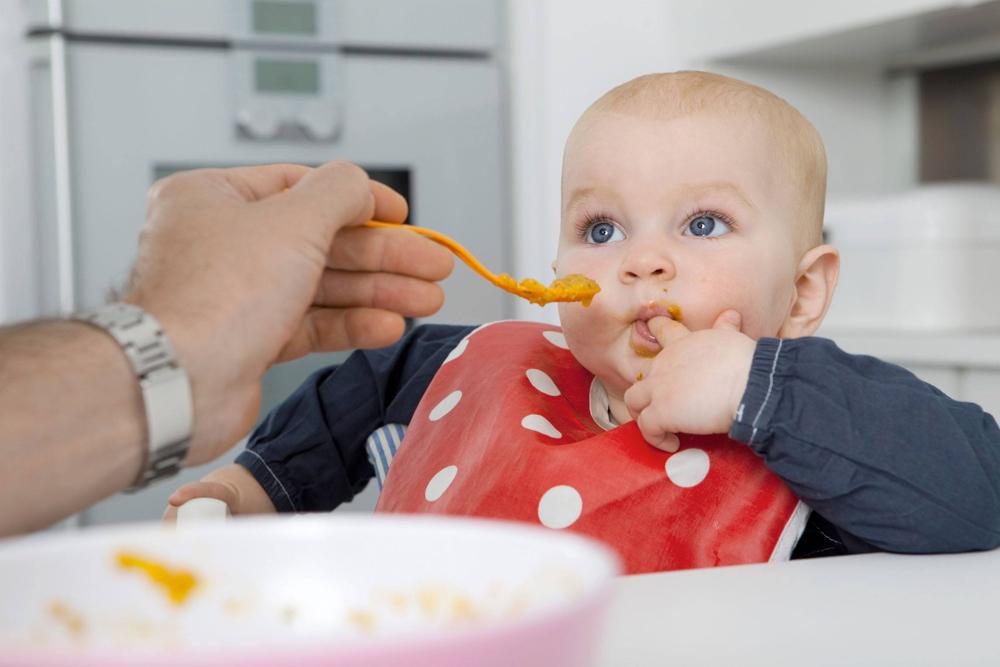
[364,221,600,307]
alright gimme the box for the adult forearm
[0,320,145,535]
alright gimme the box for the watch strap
[75,303,192,491]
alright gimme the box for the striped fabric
[365,423,407,489]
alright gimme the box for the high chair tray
[599,548,999,665]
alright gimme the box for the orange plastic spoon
[364,221,600,307]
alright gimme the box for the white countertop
[598,549,1000,666]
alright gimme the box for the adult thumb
[712,309,742,331]
[282,161,376,236]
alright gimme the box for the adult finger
[712,309,743,331]
[636,408,681,453]
[221,163,313,201]
[253,161,374,243]
[283,160,375,227]
[219,163,408,225]
[276,307,407,362]
[328,226,454,281]
[369,180,408,224]
[314,270,445,318]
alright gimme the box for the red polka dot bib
[376,321,807,574]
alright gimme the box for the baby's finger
[167,482,232,508]
[712,309,743,332]
[636,408,681,453]
[648,315,690,349]
[624,380,651,419]
[653,432,681,453]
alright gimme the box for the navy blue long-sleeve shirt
[236,325,1000,558]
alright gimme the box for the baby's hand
[624,310,755,452]
[162,480,239,522]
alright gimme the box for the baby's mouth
[629,302,681,357]
[633,319,659,346]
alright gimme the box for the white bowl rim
[0,513,622,661]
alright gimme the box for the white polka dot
[429,390,462,421]
[443,337,469,364]
[425,465,458,501]
[521,414,562,439]
[526,368,560,397]
[665,448,710,488]
[542,330,569,349]
[538,485,583,529]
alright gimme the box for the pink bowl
[0,515,619,666]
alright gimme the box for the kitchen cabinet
[671,0,1000,68]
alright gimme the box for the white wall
[0,3,37,324]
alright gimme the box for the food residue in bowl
[115,551,199,606]
[47,601,86,640]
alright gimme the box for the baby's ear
[778,245,839,338]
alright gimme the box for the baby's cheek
[705,286,784,338]
[684,277,756,329]
[730,271,798,337]
[558,300,620,366]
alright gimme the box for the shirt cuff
[729,337,786,449]
[234,450,298,513]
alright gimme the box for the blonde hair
[573,71,827,248]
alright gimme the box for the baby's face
[555,111,805,400]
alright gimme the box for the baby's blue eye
[585,221,624,244]
[685,214,732,238]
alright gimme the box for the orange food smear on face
[496,273,600,307]
[115,551,199,606]
[629,341,659,358]
[667,304,682,321]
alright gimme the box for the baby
[167,72,1000,573]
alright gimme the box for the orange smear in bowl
[115,551,199,606]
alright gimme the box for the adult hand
[623,310,755,452]
[125,161,453,465]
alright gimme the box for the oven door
[29,38,510,523]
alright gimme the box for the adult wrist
[74,303,192,490]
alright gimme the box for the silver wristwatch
[76,303,193,491]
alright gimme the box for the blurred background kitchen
[2,0,1000,526]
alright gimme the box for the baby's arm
[166,323,477,517]
[163,463,275,520]
[732,337,1000,554]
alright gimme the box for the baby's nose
[621,250,675,282]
